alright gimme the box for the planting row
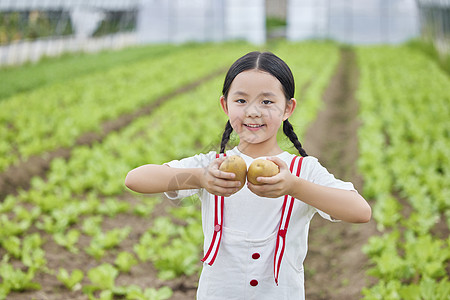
[0,42,251,172]
[1,42,340,299]
[0,43,183,101]
[356,46,450,299]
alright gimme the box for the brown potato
[247,159,279,185]
[219,155,247,190]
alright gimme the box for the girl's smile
[244,123,265,131]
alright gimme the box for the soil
[4,48,379,300]
[302,48,378,299]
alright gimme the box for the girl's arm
[286,178,371,223]
[125,164,204,194]
[125,158,242,196]
[248,157,371,223]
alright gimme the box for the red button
[252,253,260,259]
[250,279,258,286]
[214,224,221,232]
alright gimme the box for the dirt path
[302,48,377,299]
[0,67,226,201]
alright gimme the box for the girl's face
[220,69,296,152]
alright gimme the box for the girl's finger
[213,185,241,197]
[210,156,226,170]
[220,170,236,180]
[266,156,287,171]
[247,182,263,196]
[211,168,236,180]
[255,173,282,185]
[248,182,282,198]
[210,158,236,179]
[215,178,241,188]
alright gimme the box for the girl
[125,51,371,299]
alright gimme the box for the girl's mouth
[244,124,265,131]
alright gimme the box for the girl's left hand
[247,157,295,198]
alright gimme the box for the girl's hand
[200,157,242,197]
[247,157,295,198]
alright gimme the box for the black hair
[219,51,308,157]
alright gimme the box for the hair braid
[283,119,308,157]
[220,120,233,153]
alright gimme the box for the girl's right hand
[201,157,242,197]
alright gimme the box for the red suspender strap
[273,156,304,285]
[201,153,226,265]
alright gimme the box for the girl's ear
[220,96,229,115]
[283,98,297,121]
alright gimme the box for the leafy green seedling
[97,198,130,217]
[54,229,80,253]
[36,215,69,234]
[114,251,138,273]
[0,255,40,292]
[86,263,118,291]
[57,268,84,291]
[0,215,31,238]
[133,202,155,217]
[22,247,46,270]
[86,227,131,260]
[125,285,173,300]
[82,216,103,236]
[0,196,18,213]
[85,243,106,261]
[1,236,21,258]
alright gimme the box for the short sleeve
[302,156,358,222]
[163,151,217,200]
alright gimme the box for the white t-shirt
[164,147,357,299]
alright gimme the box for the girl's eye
[262,100,272,105]
[236,99,246,103]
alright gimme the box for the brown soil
[302,48,378,299]
[0,67,226,202]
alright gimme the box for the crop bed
[356,46,449,299]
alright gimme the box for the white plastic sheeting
[137,0,224,43]
[287,0,419,44]
[225,0,266,45]
[287,0,327,41]
[0,34,137,66]
[0,0,138,11]
[70,7,106,38]
[137,0,266,45]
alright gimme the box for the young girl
[125,51,371,299]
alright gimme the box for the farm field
[0,41,449,300]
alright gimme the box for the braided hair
[220,51,308,157]
[219,120,233,153]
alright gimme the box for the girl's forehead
[230,69,283,94]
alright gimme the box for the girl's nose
[245,103,262,117]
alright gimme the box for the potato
[247,159,279,185]
[219,155,247,190]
